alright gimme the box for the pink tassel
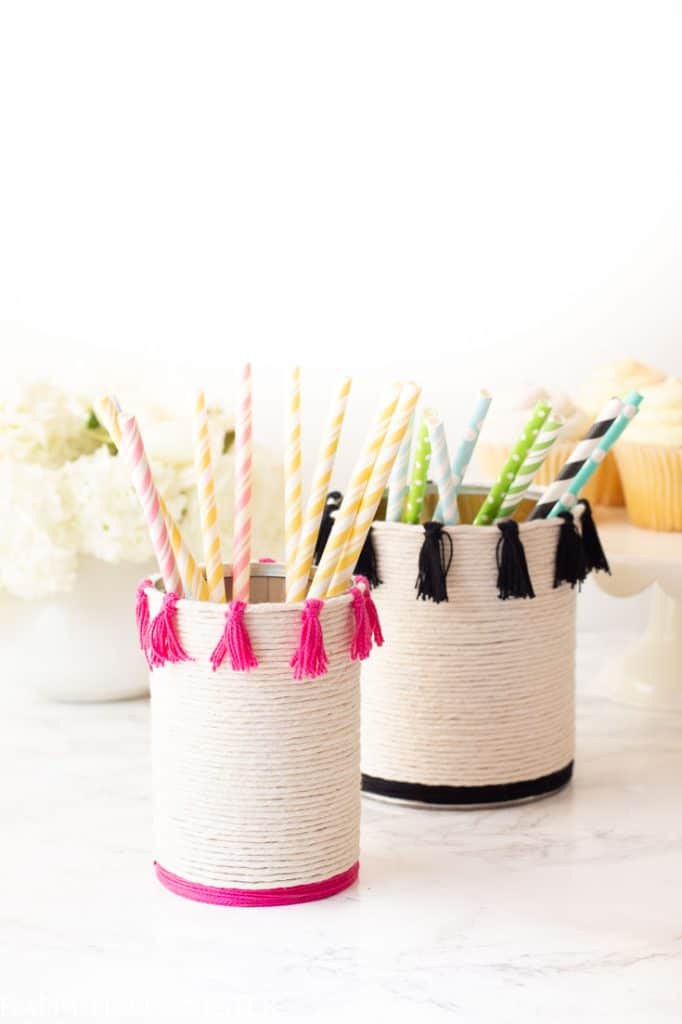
[210,601,259,673]
[135,579,152,667]
[290,599,329,681]
[363,588,384,648]
[148,592,192,669]
[349,585,372,661]
[353,575,384,650]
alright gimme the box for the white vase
[1,557,153,702]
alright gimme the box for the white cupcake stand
[594,509,682,710]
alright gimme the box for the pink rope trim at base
[154,861,359,907]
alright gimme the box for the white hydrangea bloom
[0,461,77,598]
[0,382,284,599]
[0,381,101,467]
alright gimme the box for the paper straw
[232,364,253,604]
[284,367,303,596]
[548,391,643,517]
[286,376,352,603]
[434,389,492,520]
[474,400,551,525]
[194,390,226,603]
[403,414,431,524]
[529,396,624,520]
[495,412,564,520]
[120,415,182,596]
[385,411,414,522]
[97,396,207,600]
[308,382,402,600]
[327,382,422,597]
[424,409,458,525]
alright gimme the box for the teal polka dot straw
[433,389,492,522]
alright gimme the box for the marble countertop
[2,622,681,1022]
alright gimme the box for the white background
[1,0,681,482]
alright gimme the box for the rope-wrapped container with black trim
[146,562,362,905]
[361,510,582,808]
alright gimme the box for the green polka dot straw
[403,414,432,524]
[473,401,552,525]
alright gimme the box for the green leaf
[85,409,119,455]
[222,429,235,454]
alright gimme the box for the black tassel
[415,522,453,603]
[354,526,381,588]
[496,520,535,600]
[313,491,343,566]
[553,512,587,589]
[579,499,610,575]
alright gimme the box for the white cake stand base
[592,509,682,711]
[597,585,682,710]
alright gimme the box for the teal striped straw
[548,390,644,517]
[434,390,492,521]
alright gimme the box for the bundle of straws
[100,370,640,667]
[384,389,644,526]
[96,368,421,607]
[286,375,421,602]
[96,368,256,606]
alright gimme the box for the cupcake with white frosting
[476,386,624,506]
[580,359,666,419]
[614,376,682,530]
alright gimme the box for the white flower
[0,380,101,467]
[0,382,285,599]
[0,461,77,598]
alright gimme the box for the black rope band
[362,762,573,806]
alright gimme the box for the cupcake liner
[477,442,624,508]
[615,443,682,531]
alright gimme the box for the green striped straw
[495,412,564,521]
[474,400,552,525]
[403,414,431,524]
[548,390,643,517]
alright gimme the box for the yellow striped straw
[307,382,402,600]
[327,382,421,597]
[193,390,226,603]
[96,396,207,600]
[285,367,303,597]
[286,375,352,603]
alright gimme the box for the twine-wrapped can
[144,562,363,905]
[362,504,580,808]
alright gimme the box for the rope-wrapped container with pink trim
[140,561,381,906]
[361,488,597,808]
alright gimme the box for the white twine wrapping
[361,519,577,792]
[149,571,361,889]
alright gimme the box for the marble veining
[2,628,681,1022]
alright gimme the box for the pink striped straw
[121,415,182,596]
[232,363,253,604]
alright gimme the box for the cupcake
[614,376,682,531]
[476,387,623,506]
[579,359,666,420]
